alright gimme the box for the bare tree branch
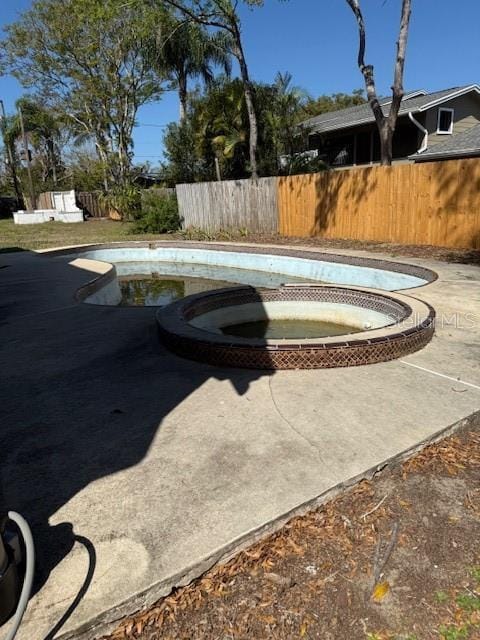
[389,0,412,127]
[345,0,413,165]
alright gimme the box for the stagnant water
[119,276,233,306]
[118,262,316,307]
[118,269,357,339]
[221,319,360,340]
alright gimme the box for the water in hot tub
[220,319,360,340]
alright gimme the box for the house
[300,84,480,167]
[133,172,163,187]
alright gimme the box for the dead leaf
[260,614,275,625]
[372,581,390,602]
[264,572,294,588]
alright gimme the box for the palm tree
[193,79,249,178]
[267,72,309,164]
[14,97,64,186]
[154,15,232,122]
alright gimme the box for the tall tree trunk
[162,0,258,177]
[379,121,393,166]
[232,26,258,179]
[345,0,412,167]
[178,72,188,123]
[7,141,22,204]
[102,164,109,192]
[47,139,58,186]
[95,138,110,191]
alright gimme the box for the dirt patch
[178,231,480,266]
[103,424,480,640]
[2,218,479,266]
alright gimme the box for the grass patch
[439,625,469,640]
[455,593,480,612]
[0,218,170,252]
[435,591,450,604]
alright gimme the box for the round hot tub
[156,285,435,370]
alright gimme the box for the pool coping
[43,241,438,292]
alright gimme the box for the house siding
[425,93,480,146]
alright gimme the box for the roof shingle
[412,122,480,161]
[301,86,480,134]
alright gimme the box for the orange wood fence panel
[278,158,480,249]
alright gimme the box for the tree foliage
[0,0,164,185]
[163,0,263,177]
[265,72,309,166]
[151,13,232,122]
[0,98,67,199]
[303,89,365,118]
[66,149,109,192]
[163,120,210,185]
[162,74,326,183]
[15,97,65,187]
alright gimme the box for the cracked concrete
[267,376,326,455]
[0,243,479,640]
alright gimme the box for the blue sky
[1,0,479,165]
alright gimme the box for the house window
[437,108,454,134]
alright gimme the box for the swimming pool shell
[48,242,436,370]
[61,241,438,304]
[156,285,435,370]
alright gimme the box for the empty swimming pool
[62,242,436,307]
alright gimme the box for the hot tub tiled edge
[156,285,436,370]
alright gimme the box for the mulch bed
[103,418,480,640]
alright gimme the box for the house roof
[301,85,480,135]
[411,122,480,162]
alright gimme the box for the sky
[1,0,480,165]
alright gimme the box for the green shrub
[279,154,328,176]
[132,192,181,234]
[100,184,141,220]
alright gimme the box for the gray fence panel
[176,177,278,233]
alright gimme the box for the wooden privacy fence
[76,192,109,218]
[176,177,278,234]
[176,158,480,249]
[278,159,480,249]
[24,190,109,218]
[25,191,54,210]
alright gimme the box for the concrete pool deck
[0,242,479,640]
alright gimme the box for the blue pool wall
[76,247,428,291]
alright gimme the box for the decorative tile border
[181,286,410,323]
[157,285,435,370]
